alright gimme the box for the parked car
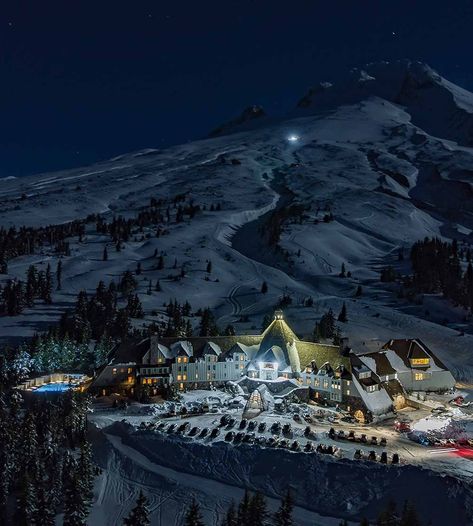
[348,431,356,441]
[353,449,363,460]
[199,428,209,438]
[188,426,200,437]
[328,427,336,440]
[380,437,387,447]
[226,418,236,429]
[278,439,289,449]
[380,452,388,464]
[258,422,267,433]
[247,420,257,431]
[392,453,400,464]
[304,441,313,452]
[270,422,282,435]
[239,419,248,430]
[220,415,230,427]
[293,414,302,423]
[303,414,313,423]
[210,427,220,439]
[234,432,245,444]
[368,451,377,461]
[167,423,176,434]
[243,433,255,444]
[370,436,378,446]
[359,434,368,443]
[225,431,235,442]
[282,423,292,436]
[394,420,411,433]
[290,440,301,451]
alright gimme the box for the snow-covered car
[167,423,176,434]
[270,422,281,435]
[225,431,235,442]
[247,420,257,431]
[257,422,266,433]
[293,414,302,423]
[239,419,248,430]
[210,427,220,439]
[303,414,313,423]
[234,432,245,444]
[220,414,230,427]
[304,441,313,452]
[188,426,200,437]
[243,433,255,444]
[278,439,289,449]
[290,440,300,451]
[199,428,209,438]
[226,418,236,429]
[282,423,292,436]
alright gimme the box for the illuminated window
[183,356,188,363]
[411,358,430,366]
[128,368,133,374]
[127,376,133,384]
[177,375,182,381]
[177,357,182,363]
[346,389,350,395]
[112,368,117,375]
[414,372,425,381]
[240,355,245,361]
[182,374,187,381]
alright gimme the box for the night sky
[2,1,473,178]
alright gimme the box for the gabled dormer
[408,340,430,368]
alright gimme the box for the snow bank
[91,421,473,526]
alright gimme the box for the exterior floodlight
[287,135,299,143]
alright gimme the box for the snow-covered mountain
[2,60,473,381]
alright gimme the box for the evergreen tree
[184,498,204,526]
[339,262,346,278]
[103,245,108,261]
[123,490,150,526]
[376,499,397,526]
[221,502,238,526]
[44,263,53,304]
[56,260,62,291]
[274,490,294,526]
[399,501,421,526]
[355,285,362,297]
[261,281,268,294]
[206,260,212,274]
[338,302,348,323]
[248,491,268,526]
[224,324,236,336]
[237,490,251,525]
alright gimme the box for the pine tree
[206,260,212,274]
[237,490,251,525]
[355,285,362,297]
[261,281,268,294]
[103,245,108,261]
[123,490,150,526]
[44,264,53,304]
[184,498,204,526]
[338,302,348,323]
[248,492,268,526]
[399,501,421,526]
[56,260,62,291]
[339,262,346,278]
[274,490,294,526]
[221,502,237,526]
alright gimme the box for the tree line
[123,488,423,526]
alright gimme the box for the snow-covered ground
[88,388,473,525]
[4,60,473,523]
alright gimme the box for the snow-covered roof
[352,376,393,415]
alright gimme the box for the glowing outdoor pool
[34,382,75,393]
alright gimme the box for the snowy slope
[2,62,473,382]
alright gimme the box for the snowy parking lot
[90,388,473,481]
